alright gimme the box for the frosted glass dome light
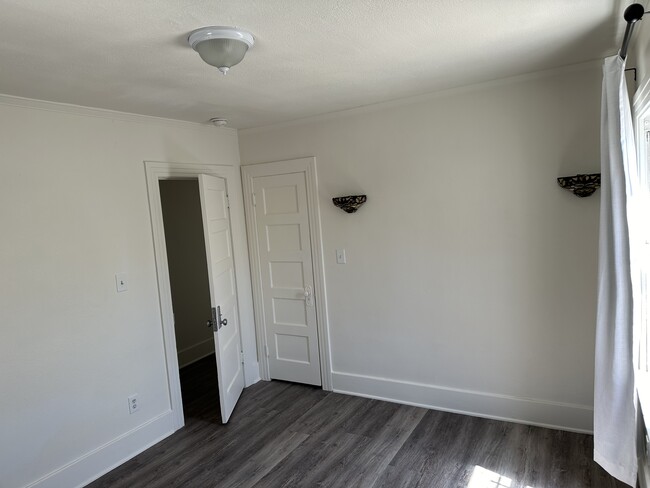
[188,26,255,75]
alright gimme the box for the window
[633,108,650,417]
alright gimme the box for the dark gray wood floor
[89,356,626,488]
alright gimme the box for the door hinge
[240,350,245,364]
[264,344,269,357]
[226,194,230,209]
[252,192,257,207]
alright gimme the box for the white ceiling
[0,0,633,129]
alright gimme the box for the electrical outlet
[127,394,139,414]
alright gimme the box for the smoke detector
[210,118,228,127]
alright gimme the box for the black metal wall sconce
[557,173,601,197]
[332,195,367,213]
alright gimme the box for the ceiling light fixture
[188,26,255,75]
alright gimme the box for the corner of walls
[24,412,175,488]
[0,95,248,488]
[238,61,602,434]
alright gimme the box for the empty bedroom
[1,1,650,487]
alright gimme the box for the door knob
[217,305,228,328]
[304,285,314,306]
[208,307,225,331]
[208,306,218,331]
[208,308,228,329]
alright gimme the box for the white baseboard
[177,338,215,368]
[331,371,593,433]
[25,411,176,488]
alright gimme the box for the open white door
[198,174,245,423]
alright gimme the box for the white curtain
[594,54,637,487]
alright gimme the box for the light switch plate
[336,249,347,264]
[115,273,128,292]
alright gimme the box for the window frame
[632,76,650,429]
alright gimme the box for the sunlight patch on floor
[468,466,512,488]
[468,465,538,488]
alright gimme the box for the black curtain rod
[620,3,645,59]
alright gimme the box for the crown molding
[0,93,238,135]
[239,58,603,135]
[0,57,604,136]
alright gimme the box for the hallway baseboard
[177,339,215,368]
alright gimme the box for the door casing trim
[241,157,333,390]
[145,161,260,430]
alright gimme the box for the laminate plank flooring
[89,356,627,488]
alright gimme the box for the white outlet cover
[127,394,139,414]
[115,273,128,292]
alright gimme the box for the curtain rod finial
[624,3,644,23]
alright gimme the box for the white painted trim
[633,73,650,428]
[24,410,174,488]
[241,158,333,390]
[240,59,602,134]
[632,66,650,488]
[304,159,333,391]
[241,167,270,382]
[177,338,215,368]
[0,93,238,135]
[145,161,260,432]
[331,371,594,434]
[0,61,601,134]
[634,74,650,114]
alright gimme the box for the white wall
[159,180,215,367]
[0,97,253,488]
[239,63,602,432]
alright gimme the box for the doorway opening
[159,179,221,420]
[145,162,252,431]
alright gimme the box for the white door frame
[241,157,333,390]
[633,72,650,488]
[145,161,259,430]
